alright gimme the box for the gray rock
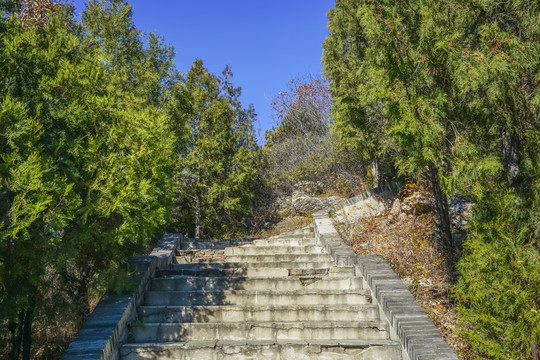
[401,192,432,214]
[333,195,387,223]
[398,213,408,222]
[390,199,401,217]
[293,181,324,195]
[449,195,474,229]
[291,192,343,214]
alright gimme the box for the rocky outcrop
[400,192,432,214]
[449,195,474,229]
[333,195,388,223]
[291,191,343,214]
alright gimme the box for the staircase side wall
[62,233,183,360]
[312,184,459,360]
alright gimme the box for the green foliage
[323,0,540,358]
[0,2,185,357]
[322,0,396,185]
[176,60,257,238]
[454,191,540,359]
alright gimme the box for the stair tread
[122,338,401,348]
[134,320,388,327]
[122,230,399,359]
[152,274,362,282]
[146,289,369,295]
[139,304,377,310]
[169,261,336,268]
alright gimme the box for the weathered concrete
[313,183,459,360]
[144,289,372,306]
[129,321,390,342]
[64,182,454,360]
[224,244,325,256]
[116,222,403,359]
[150,276,363,292]
[137,304,381,323]
[120,340,402,360]
[62,234,183,360]
[225,252,332,263]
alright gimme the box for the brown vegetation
[334,199,474,359]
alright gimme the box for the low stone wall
[312,184,459,360]
[62,233,183,360]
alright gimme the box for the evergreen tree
[0,2,180,357]
[178,60,256,238]
[447,2,540,358]
[323,0,540,358]
[322,0,395,188]
[324,0,458,248]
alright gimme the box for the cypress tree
[178,60,256,238]
[323,0,540,358]
[0,2,180,357]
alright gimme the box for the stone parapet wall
[62,234,183,360]
[312,183,458,360]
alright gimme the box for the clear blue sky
[71,0,335,141]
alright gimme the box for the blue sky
[71,0,335,141]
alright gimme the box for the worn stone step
[121,339,402,360]
[270,227,314,238]
[252,238,317,247]
[129,321,390,343]
[176,249,226,263]
[171,261,334,271]
[179,239,253,250]
[226,253,331,263]
[224,244,325,256]
[162,266,332,278]
[269,233,309,239]
[144,289,372,306]
[138,304,380,323]
[330,266,357,276]
[150,276,363,292]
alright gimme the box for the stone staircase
[120,226,402,359]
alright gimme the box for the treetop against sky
[71,0,335,141]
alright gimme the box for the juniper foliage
[323,1,540,358]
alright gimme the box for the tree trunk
[371,157,380,189]
[8,312,24,360]
[21,294,36,360]
[502,130,519,187]
[194,192,201,239]
[77,276,91,319]
[427,167,453,252]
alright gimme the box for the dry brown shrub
[335,207,474,359]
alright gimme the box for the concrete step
[271,227,314,238]
[224,245,325,256]
[252,238,317,246]
[171,261,334,271]
[121,339,402,360]
[179,239,253,250]
[162,266,332,278]
[150,276,363,292]
[329,266,356,277]
[269,233,309,239]
[138,304,380,323]
[144,289,371,306]
[165,263,355,277]
[226,253,331,263]
[176,250,225,264]
[129,321,390,343]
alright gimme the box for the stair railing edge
[61,233,184,360]
[312,183,459,360]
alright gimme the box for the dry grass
[335,209,474,359]
[258,213,313,238]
